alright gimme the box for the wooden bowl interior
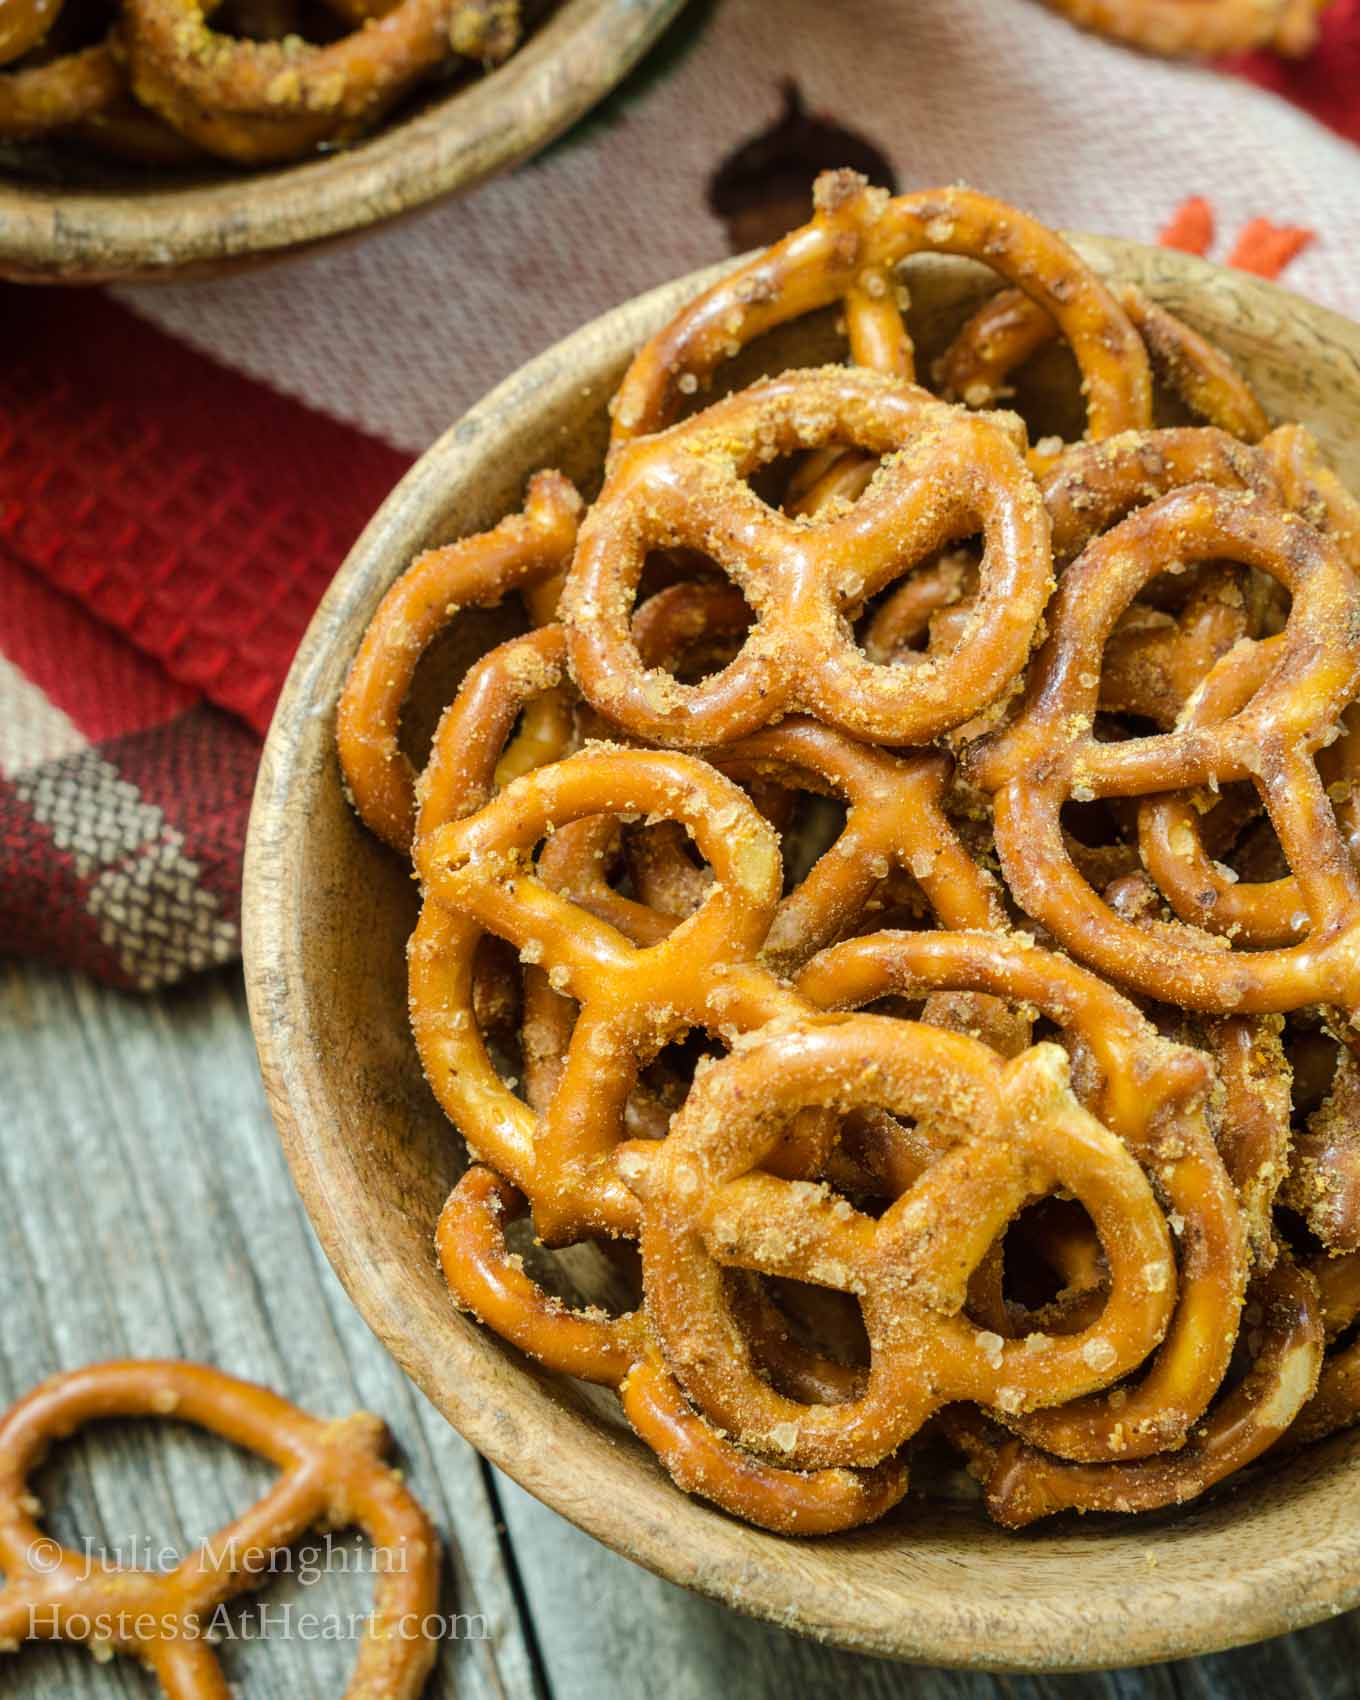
[245,238,1360,1671]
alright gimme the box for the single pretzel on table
[0,1360,439,1697]
[1035,0,1331,57]
[563,365,1052,750]
[609,169,1151,478]
[121,0,519,163]
[964,484,1360,1015]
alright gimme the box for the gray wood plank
[5,955,1360,1700]
[0,959,537,1700]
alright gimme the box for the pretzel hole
[998,1197,1105,1327]
[1288,1021,1342,1120]
[629,562,754,684]
[957,328,1084,452]
[33,1414,276,1566]
[740,1271,871,1397]
[507,1211,642,1321]
[850,535,990,672]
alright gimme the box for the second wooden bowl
[244,236,1360,1671]
[0,0,684,283]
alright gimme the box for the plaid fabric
[2,0,1358,990]
[0,290,406,989]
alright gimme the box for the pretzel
[1288,1250,1360,1446]
[564,365,1052,749]
[938,284,1269,446]
[797,928,1248,1462]
[964,485,1360,1014]
[0,0,61,64]
[1267,422,1360,572]
[860,424,1277,684]
[1036,0,1330,57]
[435,1167,911,1534]
[0,1360,439,1697]
[0,38,121,137]
[955,1254,1322,1525]
[1207,1014,1291,1269]
[631,1009,1178,1472]
[123,0,519,163]
[1279,1044,1360,1254]
[632,717,1006,974]
[609,171,1151,469]
[1136,650,1359,948]
[338,470,582,853]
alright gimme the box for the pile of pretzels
[337,171,1360,1536]
[0,0,519,165]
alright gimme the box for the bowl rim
[244,236,1360,1671]
[0,0,685,284]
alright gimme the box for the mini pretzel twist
[860,423,1279,680]
[952,1253,1322,1525]
[122,0,519,163]
[563,366,1052,749]
[635,716,1006,975]
[414,734,828,1242]
[0,38,123,138]
[796,928,1248,1462]
[338,469,583,852]
[435,1167,911,1535]
[0,1361,440,1698]
[630,1010,1177,1472]
[964,484,1360,1014]
[610,170,1151,466]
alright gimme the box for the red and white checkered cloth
[3,0,1359,989]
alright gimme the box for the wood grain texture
[243,238,1360,1671]
[0,0,686,284]
[6,958,1360,1696]
[0,959,535,1699]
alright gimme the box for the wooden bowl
[0,0,684,284]
[244,237,1360,1671]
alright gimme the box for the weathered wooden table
[4,955,1358,1698]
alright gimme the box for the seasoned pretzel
[1207,1014,1291,1269]
[798,929,1248,1461]
[1136,650,1360,948]
[123,0,518,162]
[1279,1045,1360,1254]
[564,366,1052,749]
[861,424,1277,681]
[436,1166,910,1534]
[415,741,835,1243]
[956,1254,1322,1525]
[630,718,1006,974]
[0,1361,439,1697]
[0,0,60,64]
[938,283,1269,446]
[337,470,582,853]
[631,1011,1177,1471]
[964,485,1360,1014]
[1036,0,1330,57]
[610,170,1150,466]
[0,37,121,137]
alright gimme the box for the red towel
[0,290,405,988]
